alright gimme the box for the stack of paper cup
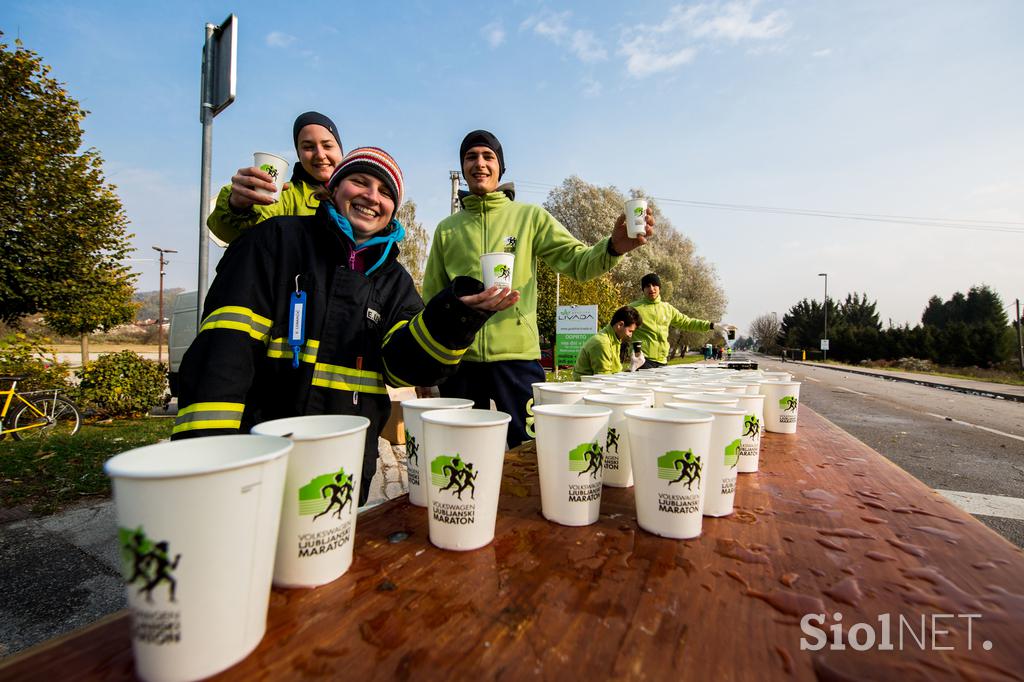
[734,394,765,472]
[533,404,612,525]
[624,407,713,539]
[761,381,802,433]
[104,435,291,682]
[422,408,511,551]
[583,392,649,487]
[252,415,370,588]
[538,384,590,405]
[400,398,475,507]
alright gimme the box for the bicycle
[0,376,81,440]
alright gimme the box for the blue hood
[326,203,406,276]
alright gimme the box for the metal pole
[198,23,216,330]
[818,273,828,361]
[450,171,461,215]
[152,247,178,365]
[1017,298,1023,371]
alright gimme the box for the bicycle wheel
[11,395,81,440]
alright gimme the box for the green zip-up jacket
[207,178,321,244]
[573,325,625,379]
[423,186,621,362]
[629,295,711,364]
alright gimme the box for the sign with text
[820,339,830,351]
[556,305,598,366]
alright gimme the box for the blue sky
[4,1,1022,333]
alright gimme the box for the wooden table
[3,408,1023,681]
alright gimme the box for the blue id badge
[288,289,307,369]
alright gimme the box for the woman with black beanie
[208,111,344,244]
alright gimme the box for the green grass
[0,417,174,514]
[819,360,1024,387]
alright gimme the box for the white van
[168,291,198,396]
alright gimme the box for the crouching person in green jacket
[422,130,654,447]
[174,147,517,505]
[573,306,644,380]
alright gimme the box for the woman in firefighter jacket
[172,147,518,504]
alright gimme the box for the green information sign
[555,305,598,367]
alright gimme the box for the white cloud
[581,77,603,98]
[522,10,570,41]
[813,48,833,58]
[266,31,296,48]
[619,1,789,78]
[482,21,506,48]
[570,30,607,62]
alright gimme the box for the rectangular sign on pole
[556,305,598,367]
[820,339,830,351]
[207,14,237,117]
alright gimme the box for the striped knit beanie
[327,147,404,217]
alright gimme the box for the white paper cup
[105,435,291,682]
[625,408,713,539]
[734,394,766,473]
[763,371,792,382]
[480,252,515,289]
[583,393,649,487]
[600,387,655,407]
[624,198,648,238]
[761,381,802,434]
[698,406,746,517]
[400,398,475,507]
[668,392,739,408]
[538,384,590,405]
[533,404,612,525]
[252,152,289,201]
[422,409,511,551]
[251,416,369,588]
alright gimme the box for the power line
[511,180,1024,234]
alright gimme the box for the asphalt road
[758,357,1024,547]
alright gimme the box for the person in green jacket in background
[422,130,654,447]
[573,306,644,380]
[207,111,344,244]
[630,272,733,369]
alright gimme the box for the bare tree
[749,313,781,351]
[396,200,428,292]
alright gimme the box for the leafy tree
[749,313,781,351]
[535,263,622,343]
[0,36,136,333]
[396,200,428,291]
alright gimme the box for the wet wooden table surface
[3,407,1024,681]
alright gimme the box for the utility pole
[818,272,828,361]
[1017,298,1023,371]
[153,247,178,364]
[450,171,462,215]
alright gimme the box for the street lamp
[818,273,828,362]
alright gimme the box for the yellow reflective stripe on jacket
[381,357,413,388]
[383,320,408,345]
[266,338,320,363]
[199,306,273,342]
[311,363,388,394]
[172,401,245,435]
[408,312,465,365]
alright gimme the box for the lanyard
[288,275,306,369]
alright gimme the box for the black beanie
[641,273,662,289]
[460,129,505,177]
[292,111,343,153]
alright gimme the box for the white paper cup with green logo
[252,152,289,201]
[697,405,745,517]
[624,407,713,539]
[480,252,515,289]
[583,393,649,487]
[624,198,648,238]
[251,415,370,587]
[538,384,590,405]
[667,392,740,409]
[733,394,765,472]
[761,381,802,434]
[400,398,475,507]
[104,435,291,682]
[422,408,511,551]
[600,387,655,407]
[533,404,611,525]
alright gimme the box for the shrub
[75,351,167,418]
[0,332,72,392]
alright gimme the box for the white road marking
[804,376,821,383]
[934,489,1024,521]
[925,412,1024,444]
[835,386,868,396]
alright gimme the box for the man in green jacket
[422,130,654,446]
[630,273,732,369]
[207,111,344,244]
[573,306,644,379]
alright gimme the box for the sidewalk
[765,356,1024,401]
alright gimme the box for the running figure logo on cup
[570,441,604,480]
[480,252,515,289]
[301,468,356,523]
[661,450,703,491]
[723,440,741,469]
[432,455,479,501]
[119,526,181,607]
